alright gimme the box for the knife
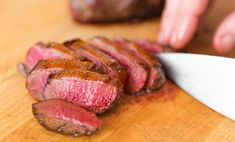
[156,53,235,121]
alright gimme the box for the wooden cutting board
[0,0,234,141]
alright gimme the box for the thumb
[213,11,235,53]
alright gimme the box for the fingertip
[169,32,184,49]
[167,0,209,50]
[157,0,180,47]
[157,32,165,45]
[157,16,175,46]
[213,33,224,54]
[213,34,235,54]
[169,14,198,50]
[157,32,168,46]
[213,12,235,54]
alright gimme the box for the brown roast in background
[69,0,164,22]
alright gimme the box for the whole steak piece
[44,69,122,114]
[26,59,94,100]
[32,99,101,136]
[70,0,164,22]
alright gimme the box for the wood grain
[0,0,234,142]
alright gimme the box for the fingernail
[157,28,171,46]
[170,32,178,48]
[220,34,235,52]
[157,32,166,45]
[157,34,164,43]
[170,26,187,49]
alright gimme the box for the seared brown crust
[132,39,164,53]
[47,42,77,58]
[51,69,111,83]
[32,99,101,136]
[114,38,157,65]
[25,42,84,72]
[35,59,94,70]
[89,37,148,68]
[35,42,80,60]
[70,0,164,22]
[64,39,127,84]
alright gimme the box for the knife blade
[156,53,235,121]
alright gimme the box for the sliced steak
[26,59,94,100]
[70,0,164,22]
[114,37,165,91]
[64,39,127,84]
[133,39,164,53]
[44,69,122,114]
[88,37,148,94]
[25,42,82,72]
[32,99,101,136]
[133,39,175,53]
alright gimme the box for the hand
[157,0,235,53]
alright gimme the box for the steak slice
[88,37,148,94]
[32,99,101,136]
[44,69,122,114]
[25,42,82,72]
[64,39,127,84]
[26,59,94,100]
[133,39,164,53]
[113,37,166,91]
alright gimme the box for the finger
[169,0,210,49]
[157,0,180,46]
[213,11,235,53]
